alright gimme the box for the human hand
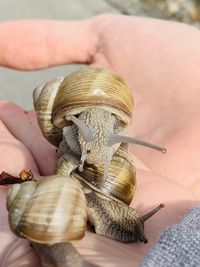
[0,14,199,267]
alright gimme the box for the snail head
[67,109,166,179]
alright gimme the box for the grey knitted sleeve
[141,205,200,267]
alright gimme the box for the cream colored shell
[33,68,134,147]
[7,175,87,244]
[33,77,64,146]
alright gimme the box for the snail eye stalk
[108,134,167,154]
[66,115,95,142]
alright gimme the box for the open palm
[0,14,199,267]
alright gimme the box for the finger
[0,186,39,267]
[0,17,100,70]
[0,101,56,175]
[0,118,40,266]
[0,234,39,267]
[0,115,38,176]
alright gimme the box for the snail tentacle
[79,152,89,172]
[67,115,95,142]
[142,204,165,222]
[62,125,81,155]
[108,134,167,153]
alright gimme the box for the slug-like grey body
[84,189,147,243]
[65,108,121,177]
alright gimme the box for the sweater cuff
[141,205,200,267]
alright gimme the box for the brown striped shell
[7,175,87,244]
[33,68,133,147]
[55,145,136,206]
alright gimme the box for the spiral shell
[33,68,133,147]
[33,77,64,146]
[55,145,136,206]
[76,146,136,205]
[7,175,87,244]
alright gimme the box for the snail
[6,173,98,266]
[6,68,166,267]
[33,68,166,178]
[55,144,164,243]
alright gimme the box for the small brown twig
[0,170,35,185]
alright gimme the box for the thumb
[0,17,99,70]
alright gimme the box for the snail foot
[85,190,147,243]
[85,190,164,243]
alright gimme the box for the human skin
[0,14,199,267]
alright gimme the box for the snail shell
[33,76,64,147]
[7,174,87,244]
[33,68,133,147]
[55,145,136,206]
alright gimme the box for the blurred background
[0,0,200,109]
